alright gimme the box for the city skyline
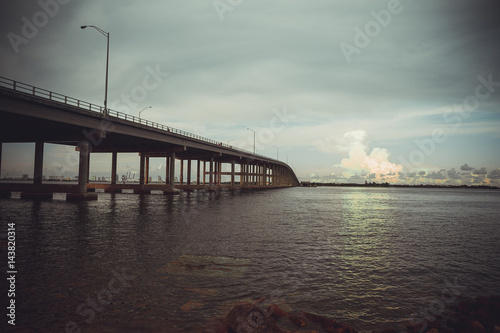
[1,1,499,185]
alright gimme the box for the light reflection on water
[1,187,499,332]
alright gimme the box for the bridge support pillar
[34,141,44,185]
[66,141,97,201]
[165,156,170,184]
[209,157,214,191]
[78,141,89,193]
[230,161,235,188]
[168,152,176,192]
[197,159,201,185]
[187,159,192,188]
[179,159,184,185]
[145,156,150,184]
[111,151,117,185]
[139,152,145,187]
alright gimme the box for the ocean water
[1,187,499,332]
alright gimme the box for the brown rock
[288,314,308,328]
[225,303,283,333]
[458,300,475,314]
[302,311,341,331]
[380,329,397,333]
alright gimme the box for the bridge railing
[0,76,283,163]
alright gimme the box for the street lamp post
[273,146,279,160]
[81,25,109,117]
[139,106,152,119]
[284,153,289,164]
[247,128,255,155]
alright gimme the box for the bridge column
[66,141,97,201]
[218,162,222,186]
[231,161,235,187]
[209,157,214,190]
[134,152,150,194]
[111,151,117,185]
[203,161,206,185]
[165,156,170,184]
[197,159,201,185]
[145,156,150,184]
[244,163,248,187]
[187,159,191,187]
[168,152,175,191]
[240,162,245,187]
[20,141,51,199]
[34,141,44,185]
[261,165,266,186]
[179,159,184,185]
[78,141,89,193]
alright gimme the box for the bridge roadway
[0,77,300,200]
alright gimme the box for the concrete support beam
[209,157,214,190]
[64,141,97,201]
[217,162,221,185]
[111,151,117,185]
[78,141,89,193]
[187,159,191,187]
[139,152,145,187]
[145,156,150,184]
[203,161,206,185]
[0,142,2,179]
[197,159,201,185]
[34,141,44,185]
[231,161,235,187]
[180,159,184,185]
[166,156,170,184]
[169,152,175,191]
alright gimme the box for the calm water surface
[1,187,499,332]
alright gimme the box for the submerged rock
[217,298,357,333]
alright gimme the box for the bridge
[0,76,300,200]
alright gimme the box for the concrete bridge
[0,76,300,200]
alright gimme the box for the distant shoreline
[302,182,499,189]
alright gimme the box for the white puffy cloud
[336,130,402,181]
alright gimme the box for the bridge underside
[0,88,300,200]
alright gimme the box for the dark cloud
[425,170,447,180]
[487,169,500,179]
[460,163,473,171]
[473,167,488,175]
[447,168,461,179]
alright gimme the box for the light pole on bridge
[81,25,110,117]
[273,146,279,161]
[247,127,255,155]
[139,106,152,119]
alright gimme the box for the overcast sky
[1,0,500,185]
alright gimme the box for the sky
[1,0,500,185]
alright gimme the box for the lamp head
[81,25,87,29]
